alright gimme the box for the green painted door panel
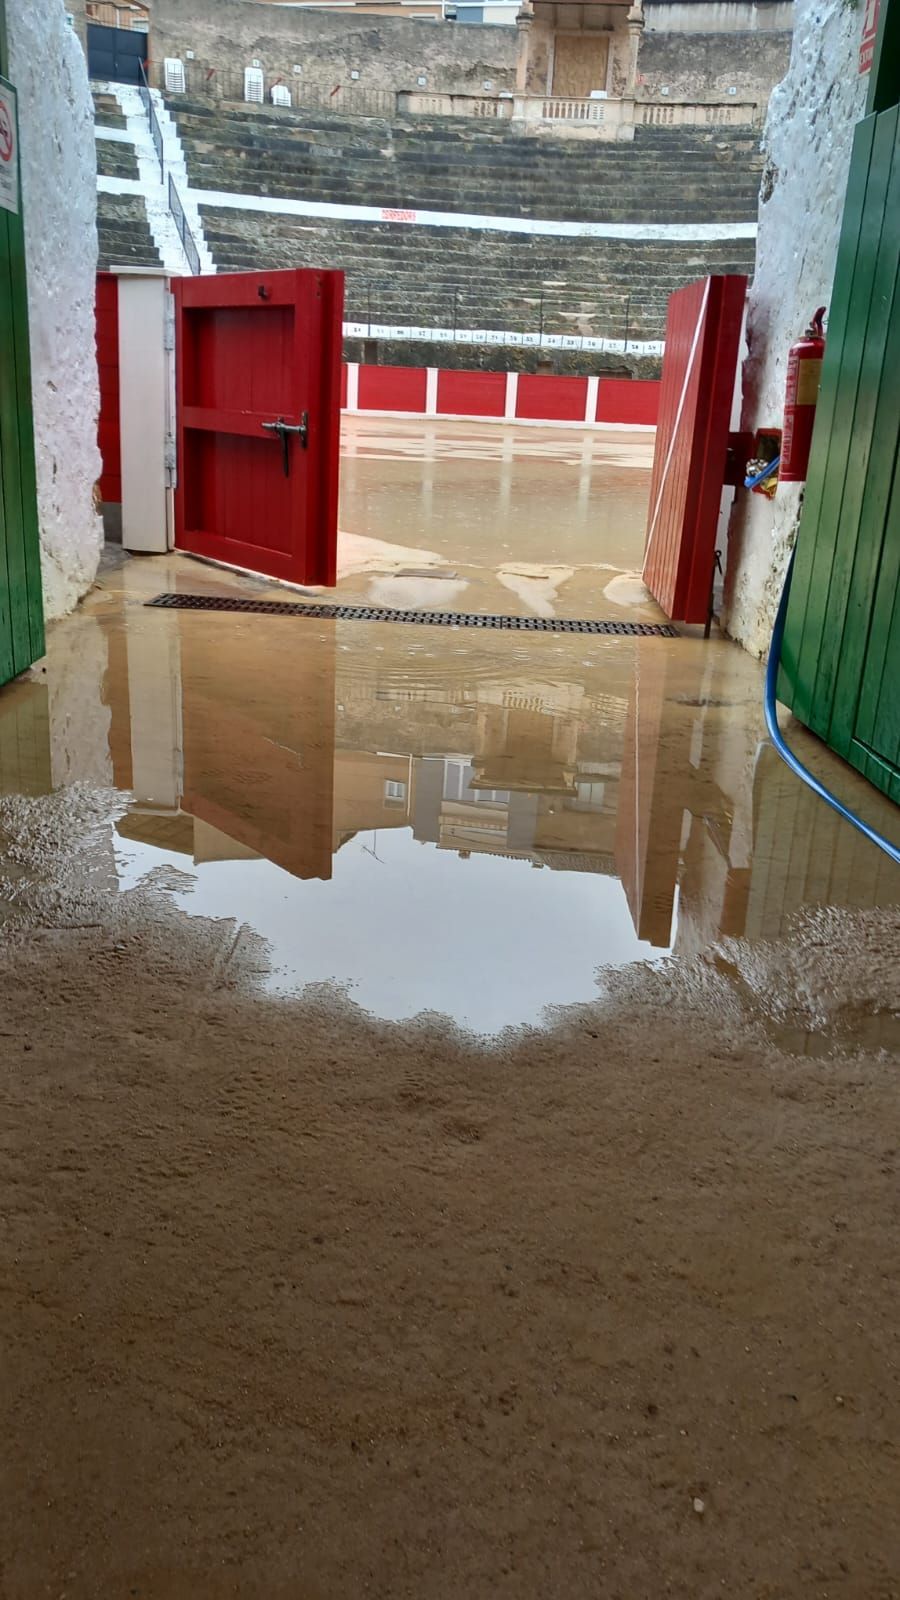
[0,3,45,689]
[779,113,879,730]
[780,94,900,801]
[852,444,900,768]
[821,109,900,755]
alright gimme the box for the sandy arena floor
[1,421,899,1598]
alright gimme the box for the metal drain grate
[147,593,678,637]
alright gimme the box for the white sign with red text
[859,0,880,72]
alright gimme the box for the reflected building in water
[1,603,898,966]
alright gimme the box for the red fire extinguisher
[780,307,826,482]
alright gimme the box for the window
[442,761,471,802]
[384,779,407,804]
[571,780,606,811]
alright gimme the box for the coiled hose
[765,548,900,867]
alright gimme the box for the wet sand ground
[2,796,898,1598]
[1,421,899,1597]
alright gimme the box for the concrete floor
[1,421,899,1596]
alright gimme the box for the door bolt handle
[261,413,309,475]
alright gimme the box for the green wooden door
[780,3,900,803]
[0,1,45,688]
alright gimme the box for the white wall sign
[0,79,19,216]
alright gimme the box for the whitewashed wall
[8,0,102,622]
[723,0,868,656]
[644,2,795,34]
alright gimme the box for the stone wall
[151,0,519,96]
[637,28,791,107]
[722,0,867,656]
[8,0,103,621]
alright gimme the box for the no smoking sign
[0,78,19,215]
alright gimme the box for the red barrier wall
[596,378,659,427]
[516,373,589,423]
[436,369,507,418]
[348,365,659,425]
[95,273,121,503]
[357,363,428,413]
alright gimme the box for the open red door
[641,274,746,624]
[174,268,343,586]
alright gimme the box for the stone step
[180,143,761,180]
[92,90,128,130]
[98,193,162,270]
[186,153,757,186]
[187,179,758,225]
[96,141,140,182]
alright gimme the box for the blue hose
[765,548,900,866]
[745,455,781,489]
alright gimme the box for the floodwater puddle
[113,825,660,1033]
[2,575,898,1042]
[1,420,898,1042]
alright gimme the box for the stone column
[515,0,535,95]
[624,0,645,99]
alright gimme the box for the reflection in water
[3,600,899,1035]
[0,679,51,798]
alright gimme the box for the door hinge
[163,292,176,352]
[164,434,177,488]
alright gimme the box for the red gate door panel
[95,272,122,505]
[178,613,336,882]
[174,269,344,586]
[642,275,746,624]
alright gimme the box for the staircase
[91,84,214,276]
[169,98,763,226]
[92,87,762,351]
[97,193,161,270]
[199,209,755,344]
[167,96,760,347]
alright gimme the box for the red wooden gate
[174,268,344,586]
[95,272,121,508]
[642,275,746,624]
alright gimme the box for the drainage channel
[147,594,678,637]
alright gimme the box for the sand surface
[1,785,899,1599]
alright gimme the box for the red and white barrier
[341,363,660,429]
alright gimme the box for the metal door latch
[261,413,309,475]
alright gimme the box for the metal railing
[169,173,201,275]
[151,61,398,120]
[341,280,661,351]
[138,59,165,179]
[148,58,759,130]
